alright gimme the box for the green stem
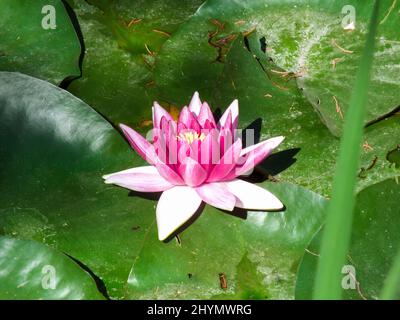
[312,0,381,300]
[380,247,400,300]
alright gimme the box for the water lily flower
[103,92,284,241]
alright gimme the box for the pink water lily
[103,92,284,240]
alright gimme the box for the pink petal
[218,127,235,157]
[152,102,173,128]
[156,186,202,240]
[232,136,285,178]
[178,157,207,187]
[225,179,283,210]
[203,119,216,130]
[190,118,201,134]
[102,166,154,179]
[163,120,179,166]
[178,106,201,132]
[198,102,216,127]
[187,139,201,163]
[155,163,185,185]
[153,128,168,163]
[221,110,232,131]
[177,122,187,134]
[120,124,159,165]
[218,99,238,129]
[178,106,191,127]
[155,117,177,165]
[160,116,176,138]
[188,91,202,116]
[103,166,173,192]
[176,139,200,164]
[195,182,236,211]
[207,138,242,182]
[199,130,220,172]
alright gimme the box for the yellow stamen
[177,132,206,143]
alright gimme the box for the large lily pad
[219,35,400,196]
[0,237,104,299]
[125,182,327,299]
[0,72,328,300]
[1,0,398,301]
[213,35,340,197]
[0,0,81,84]
[156,29,399,197]
[0,72,155,298]
[65,0,203,128]
[65,0,399,195]
[295,178,400,300]
[360,116,400,192]
[155,0,400,136]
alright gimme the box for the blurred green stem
[313,0,381,300]
[380,246,400,300]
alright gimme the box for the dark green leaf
[0,72,327,300]
[0,236,104,299]
[295,178,400,300]
[155,0,400,136]
[211,252,270,300]
[65,0,203,127]
[0,0,81,84]
[125,182,327,299]
[70,0,399,196]
[0,72,153,299]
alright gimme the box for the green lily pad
[213,34,340,197]
[222,35,400,196]
[0,0,81,84]
[65,0,203,127]
[125,182,328,299]
[66,0,399,195]
[157,30,400,197]
[386,144,400,168]
[293,1,400,136]
[0,72,155,299]
[295,177,400,300]
[359,116,400,190]
[0,236,104,299]
[0,72,329,300]
[155,0,400,136]
[211,252,270,300]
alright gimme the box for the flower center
[177,131,206,144]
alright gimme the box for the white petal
[188,91,202,115]
[156,186,202,240]
[225,179,283,210]
[240,136,285,156]
[103,166,173,192]
[102,166,157,180]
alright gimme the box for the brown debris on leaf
[208,19,237,63]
